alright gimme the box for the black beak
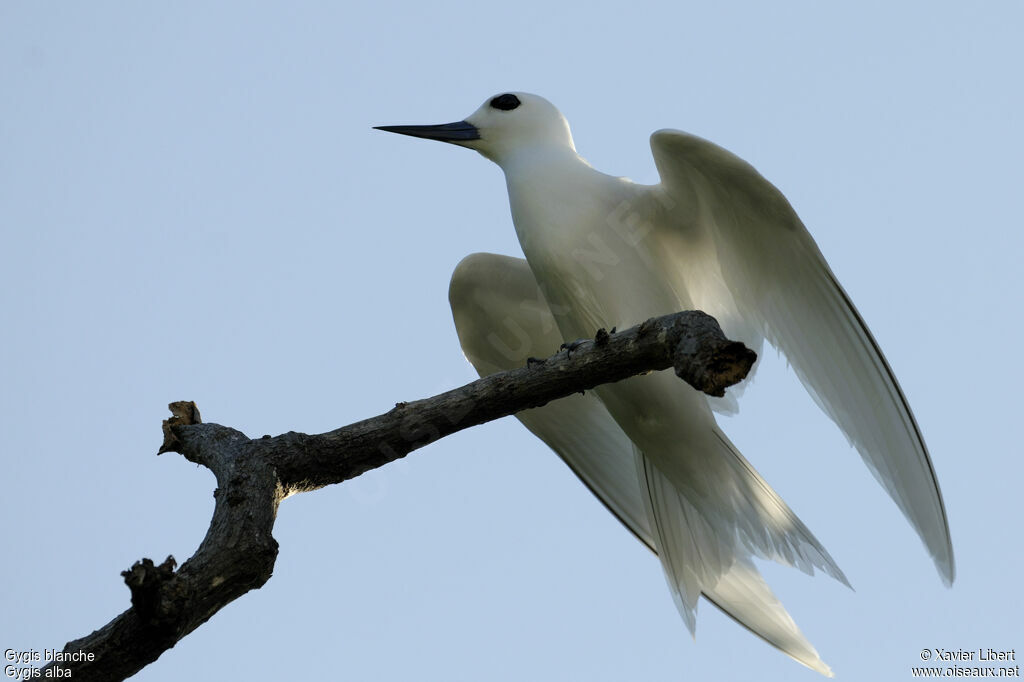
[373,121,480,144]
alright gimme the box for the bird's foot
[559,339,588,357]
[526,356,546,368]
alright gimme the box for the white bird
[376,92,953,676]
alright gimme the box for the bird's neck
[500,148,632,244]
[501,150,601,247]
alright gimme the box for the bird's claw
[559,339,588,357]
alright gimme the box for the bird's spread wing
[449,252,834,675]
[645,130,954,583]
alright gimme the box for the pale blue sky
[2,2,1021,680]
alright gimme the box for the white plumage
[378,92,953,676]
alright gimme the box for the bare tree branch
[39,310,755,681]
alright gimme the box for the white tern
[376,92,953,676]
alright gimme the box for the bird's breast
[504,169,683,336]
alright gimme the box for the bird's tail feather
[635,445,838,676]
[706,557,834,676]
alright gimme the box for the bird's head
[375,92,576,165]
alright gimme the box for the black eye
[490,93,521,111]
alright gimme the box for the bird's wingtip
[940,562,955,588]
[933,543,955,587]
